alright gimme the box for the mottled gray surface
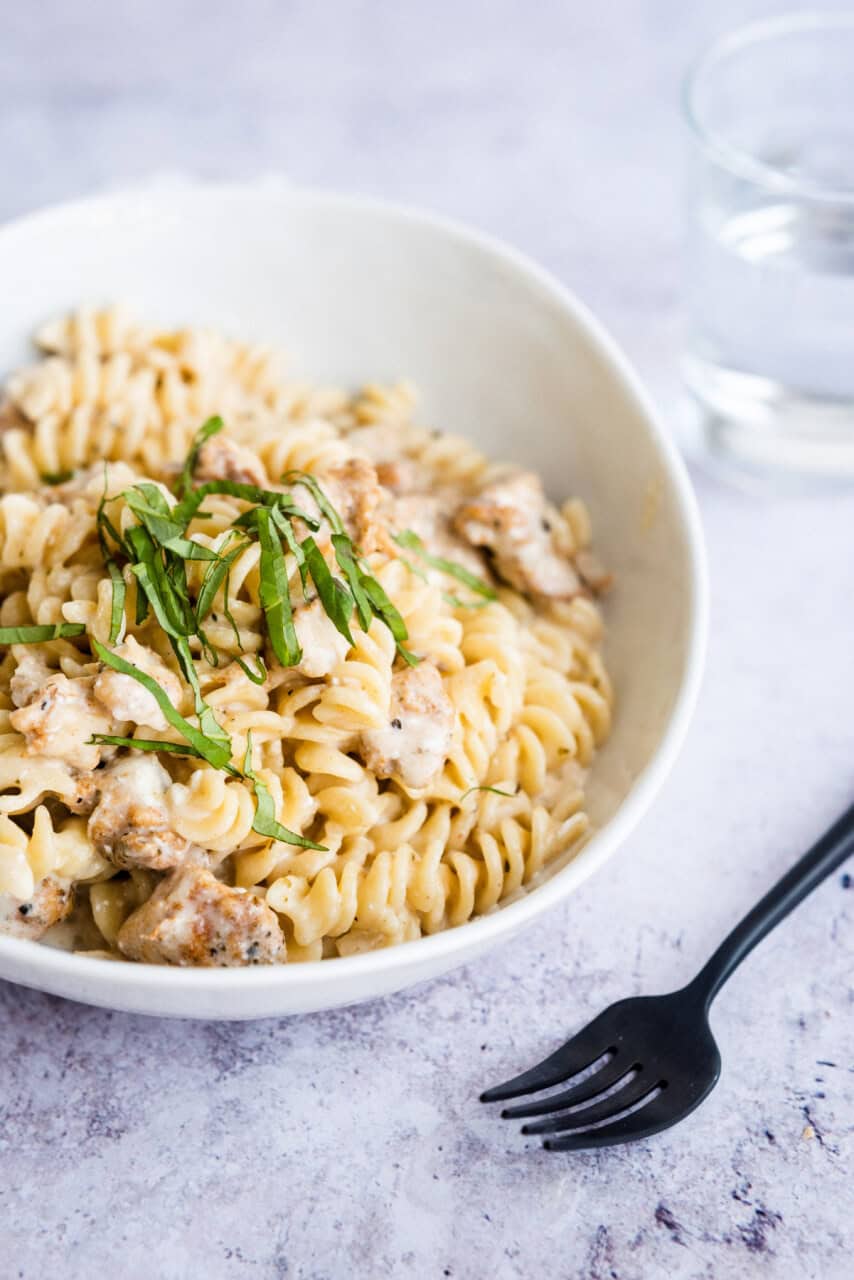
[1,3,853,1277]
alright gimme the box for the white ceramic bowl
[0,187,707,1019]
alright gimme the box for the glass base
[681,355,854,490]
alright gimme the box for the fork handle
[690,800,854,1007]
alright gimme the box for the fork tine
[501,1052,631,1120]
[542,1089,673,1151]
[480,1014,614,1103]
[520,1074,659,1136]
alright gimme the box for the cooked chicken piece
[10,674,121,770]
[10,638,177,771]
[391,493,490,581]
[0,876,74,940]
[195,436,269,488]
[117,866,285,966]
[9,650,55,709]
[88,756,196,872]
[575,548,613,595]
[325,457,390,554]
[293,598,351,678]
[454,471,582,600]
[359,661,454,791]
[64,773,100,815]
[375,459,418,494]
[93,636,183,731]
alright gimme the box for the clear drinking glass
[683,13,854,484]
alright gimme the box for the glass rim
[683,11,854,205]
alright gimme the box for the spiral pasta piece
[312,619,394,732]
[166,768,258,854]
[268,845,419,952]
[0,494,91,571]
[0,805,107,900]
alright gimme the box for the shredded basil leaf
[275,473,417,660]
[90,735,205,757]
[248,507,301,667]
[0,623,86,645]
[330,533,373,631]
[176,415,224,499]
[394,550,489,610]
[301,536,354,646]
[105,560,127,644]
[92,639,232,770]
[96,484,129,563]
[94,477,130,643]
[169,634,232,760]
[124,486,219,562]
[280,470,345,535]
[220,563,244,652]
[360,576,418,666]
[84,428,421,805]
[131,561,188,638]
[459,785,517,803]
[175,480,318,533]
[195,536,248,625]
[270,505,309,595]
[243,734,326,849]
[393,529,496,600]
[233,654,267,685]
[41,470,73,486]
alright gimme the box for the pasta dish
[0,308,612,965]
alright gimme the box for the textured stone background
[1,3,852,1277]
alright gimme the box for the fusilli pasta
[0,307,613,966]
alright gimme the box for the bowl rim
[0,183,708,997]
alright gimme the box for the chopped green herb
[169,634,232,761]
[220,563,243,653]
[91,639,232,770]
[330,533,372,631]
[96,483,129,563]
[301,536,354,646]
[105,560,127,644]
[280,470,345,534]
[90,735,205,757]
[250,507,301,667]
[392,529,496,600]
[270,504,309,595]
[124,485,219,561]
[394,549,488,611]
[40,470,74,486]
[175,415,224,499]
[233,654,267,685]
[0,623,86,645]
[459,785,517,802]
[131,560,188,638]
[360,576,419,666]
[195,536,248,625]
[94,469,131,643]
[175,480,318,532]
[242,734,326,849]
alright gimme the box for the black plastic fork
[481,800,854,1151]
